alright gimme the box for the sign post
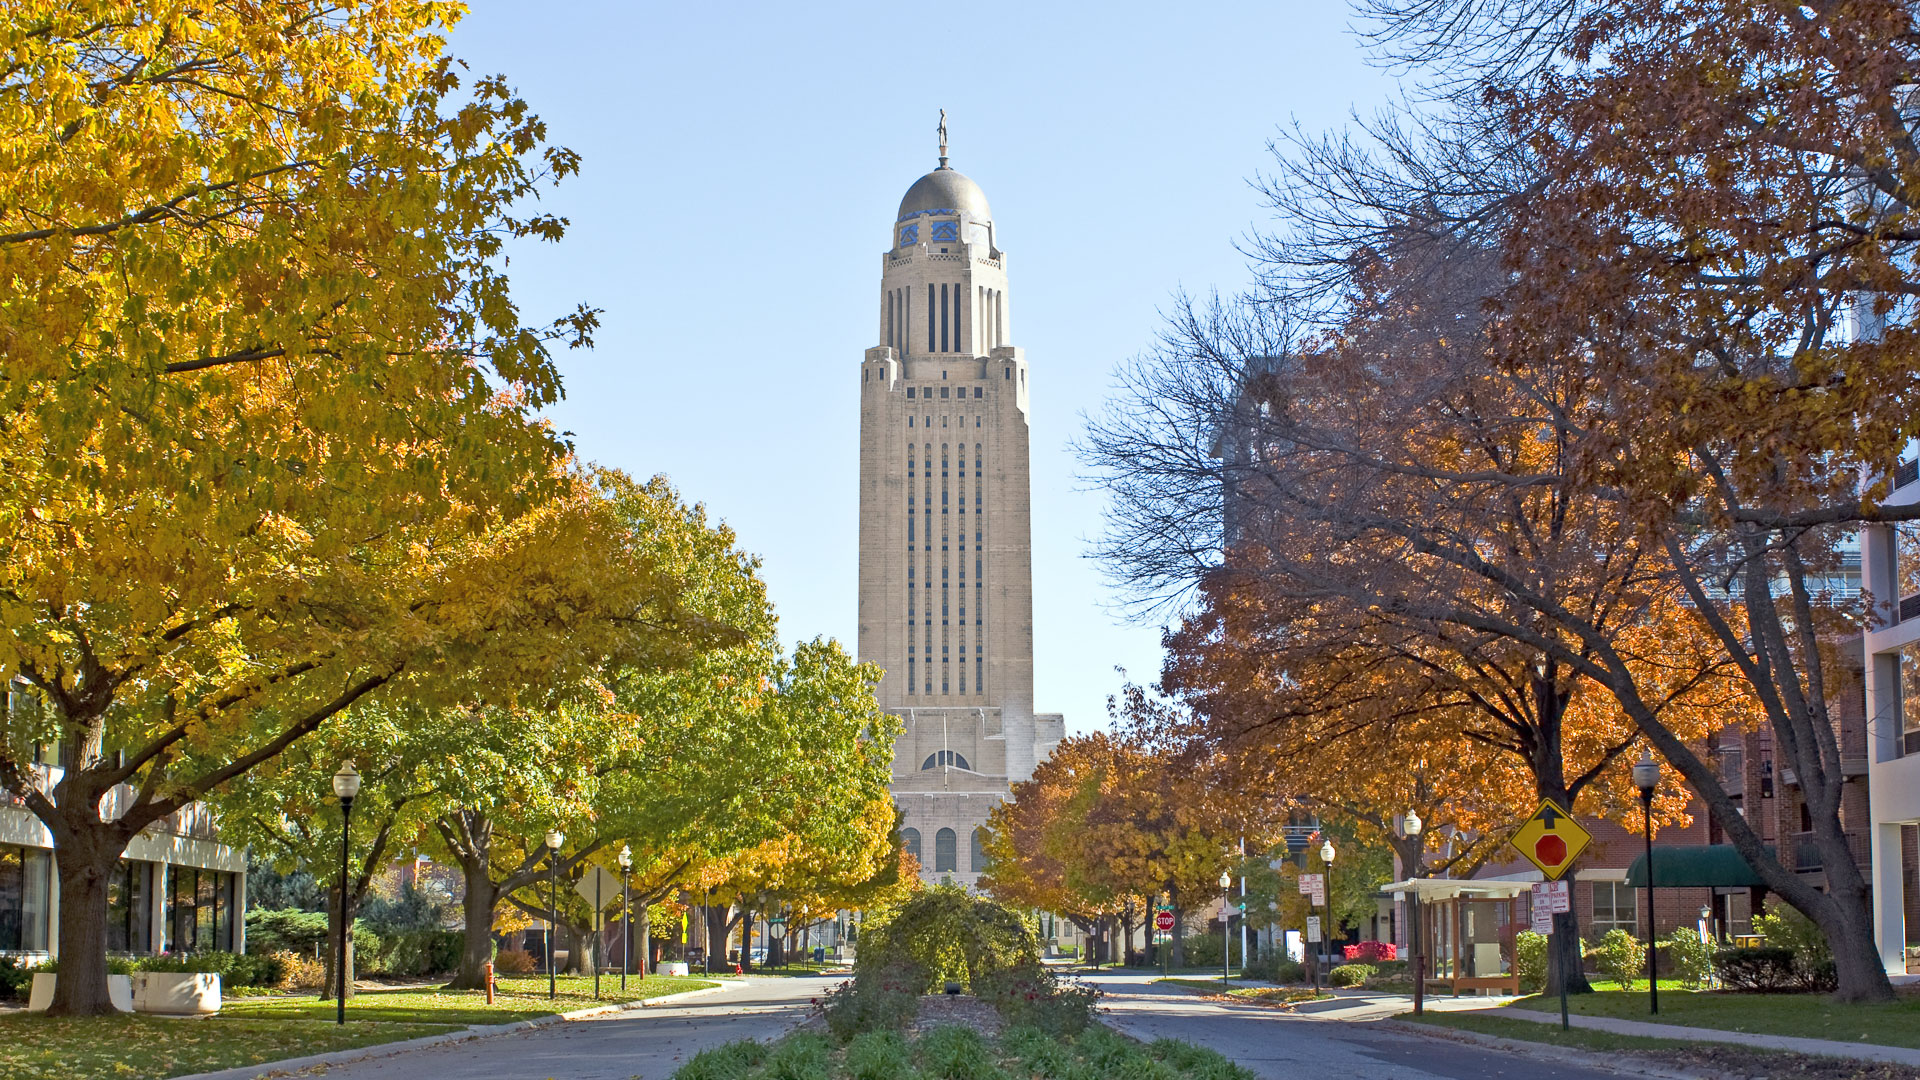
[1298,875,1326,991]
[1508,800,1591,1031]
[574,865,622,1000]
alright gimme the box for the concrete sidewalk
[1497,1005,1920,1067]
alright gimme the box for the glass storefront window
[0,843,51,952]
[1901,641,1920,756]
[106,860,152,953]
[1895,522,1920,603]
[165,866,234,952]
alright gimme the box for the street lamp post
[545,830,564,1001]
[1633,750,1660,1015]
[1319,840,1337,984]
[618,844,632,992]
[331,762,360,1026]
[1219,870,1233,989]
[1403,810,1425,1017]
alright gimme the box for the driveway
[305,975,828,1080]
[1084,970,1634,1080]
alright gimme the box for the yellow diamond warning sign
[1508,800,1591,881]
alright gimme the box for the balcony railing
[1789,831,1870,872]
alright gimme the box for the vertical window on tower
[927,284,935,353]
[939,283,950,353]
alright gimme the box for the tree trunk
[705,904,732,973]
[320,884,358,1001]
[46,823,127,1016]
[637,901,650,979]
[566,920,594,976]
[448,849,499,990]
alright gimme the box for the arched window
[902,828,921,864]
[970,828,988,872]
[934,828,957,873]
[921,750,970,770]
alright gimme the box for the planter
[132,971,222,1015]
[661,961,690,976]
[27,972,134,1013]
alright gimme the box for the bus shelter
[1385,878,1533,997]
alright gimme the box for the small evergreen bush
[1327,963,1375,987]
[1713,946,1799,991]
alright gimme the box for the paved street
[1085,971,1633,1080]
[306,976,825,1080]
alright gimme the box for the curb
[169,982,732,1080]
[1376,1019,1727,1080]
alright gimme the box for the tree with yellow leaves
[0,0,627,1013]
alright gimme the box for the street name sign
[1508,800,1591,880]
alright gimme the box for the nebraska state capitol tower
[858,120,1063,886]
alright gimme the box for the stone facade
[857,150,1063,887]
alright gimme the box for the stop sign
[1154,910,1176,932]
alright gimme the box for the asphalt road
[1085,970,1633,1080]
[305,975,825,1080]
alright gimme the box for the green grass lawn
[1404,1012,1920,1080]
[1504,988,1920,1048]
[222,973,718,1025]
[0,1014,460,1080]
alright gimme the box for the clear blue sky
[447,2,1399,734]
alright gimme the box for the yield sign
[1508,799,1591,881]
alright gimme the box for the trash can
[813,947,825,963]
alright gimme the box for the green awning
[1625,844,1772,888]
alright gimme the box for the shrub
[272,949,326,990]
[1327,963,1375,987]
[1754,906,1835,989]
[855,885,1037,994]
[1515,930,1547,994]
[1181,932,1245,969]
[1343,941,1397,962]
[1664,928,1714,989]
[367,929,462,977]
[245,908,329,955]
[974,963,1099,1035]
[0,956,30,1001]
[136,950,284,990]
[493,947,537,974]
[1587,929,1645,991]
[1714,946,1800,991]
[822,971,919,1042]
[1243,952,1304,984]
